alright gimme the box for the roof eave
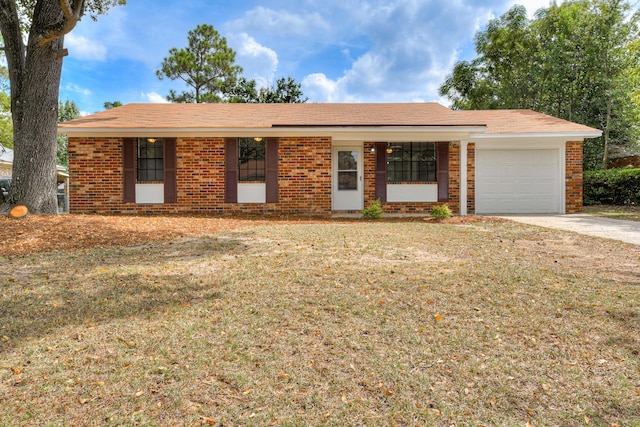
[470,131,603,139]
[58,125,489,140]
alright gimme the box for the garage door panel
[476,149,560,214]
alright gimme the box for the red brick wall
[70,137,467,216]
[565,141,583,214]
[362,141,460,215]
[69,136,332,215]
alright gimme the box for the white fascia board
[470,131,602,140]
[58,125,488,141]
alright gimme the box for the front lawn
[0,215,638,426]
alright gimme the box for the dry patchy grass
[584,205,640,222]
[0,215,639,426]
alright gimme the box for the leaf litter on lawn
[0,215,638,426]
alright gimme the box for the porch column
[460,140,468,216]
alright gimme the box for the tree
[57,99,80,168]
[439,0,640,169]
[0,0,125,214]
[227,76,308,104]
[258,77,308,103]
[226,77,258,103]
[156,24,242,103]
[103,100,122,109]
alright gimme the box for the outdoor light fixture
[254,137,263,142]
[386,146,393,154]
[369,146,376,153]
[147,138,157,143]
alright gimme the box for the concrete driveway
[499,214,640,246]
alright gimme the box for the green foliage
[103,101,122,109]
[228,76,308,103]
[0,91,12,149]
[362,199,383,219]
[226,77,259,103]
[0,61,12,149]
[258,77,308,103]
[431,204,452,221]
[156,24,242,103]
[583,167,640,205]
[439,0,640,169]
[56,100,80,168]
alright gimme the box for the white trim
[135,184,164,204]
[237,183,266,203]
[59,126,488,141]
[471,131,601,139]
[387,184,437,202]
[460,140,468,216]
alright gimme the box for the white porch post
[460,140,468,216]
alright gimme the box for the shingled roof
[58,103,601,137]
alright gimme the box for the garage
[475,149,561,214]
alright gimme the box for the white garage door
[476,149,561,214]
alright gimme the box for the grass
[584,204,640,222]
[1,218,639,426]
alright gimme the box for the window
[137,138,164,181]
[386,142,437,182]
[238,137,265,181]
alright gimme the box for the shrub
[431,204,452,221]
[362,199,383,219]
[583,167,640,206]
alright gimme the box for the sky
[59,0,559,115]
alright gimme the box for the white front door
[332,145,364,211]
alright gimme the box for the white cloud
[227,33,278,88]
[65,33,107,61]
[143,92,170,103]
[297,0,552,103]
[64,83,92,96]
[297,1,485,102]
[226,6,330,37]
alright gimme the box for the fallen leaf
[11,367,22,375]
[135,390,144,397]
[434,314,442,322]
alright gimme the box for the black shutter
[265,138,279,203]
[164,138,177,203]
[123,138,136,202]
[437,142,449,202]
[375,142,387,202]
[225,138,238,203]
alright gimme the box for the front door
[332,145,363,211]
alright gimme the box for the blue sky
[59,0,557,115]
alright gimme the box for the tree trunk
[3,1,65,214]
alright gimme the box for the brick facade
[362,141,460,215]
[69,136,332,215]
[69,137,584,216]
[565,141,583,214]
